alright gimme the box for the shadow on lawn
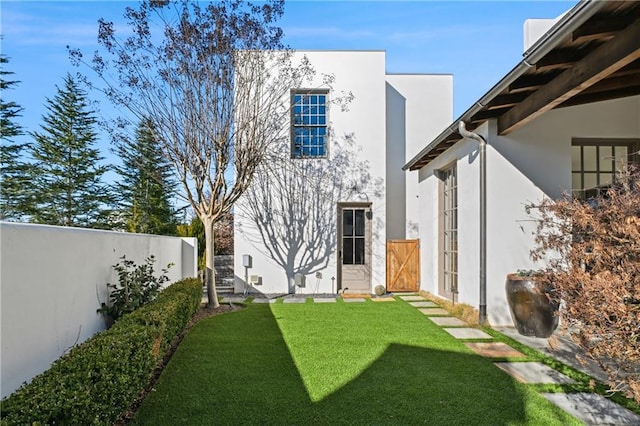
[132,304,573,425]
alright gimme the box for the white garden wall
[0,222,197,398]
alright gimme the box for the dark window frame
[290,89,329,159]
[571,138,640,199]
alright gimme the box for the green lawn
[132,300,581,425]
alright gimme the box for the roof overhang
[404,0,640,171]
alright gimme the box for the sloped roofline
[403,0,606,171]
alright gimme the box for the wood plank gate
[386,239,420,292]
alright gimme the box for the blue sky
[2,0,575,168]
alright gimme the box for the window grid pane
[342,208,366,265]
[572,141,636,199]
[292,92,328,158]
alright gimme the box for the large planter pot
[505,274,559,338]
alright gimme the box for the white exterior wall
[234,51,451,295]
[0,222,197,398]
[386,74,453,239]
[235,51,388,295]
[416,125,486,310]
[417,95,640,325]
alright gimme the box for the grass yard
[132,300,581,425]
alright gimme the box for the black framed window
[291,90,328,158]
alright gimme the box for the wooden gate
[386,240,420,292]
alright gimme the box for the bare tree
[530,166,640,403]
[70,0,316,307]
[239,133,382,293]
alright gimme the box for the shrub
[98,255,172,322]
[1,278,202,425]
[531,167,640,403]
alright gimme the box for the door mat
[341,293,371,299]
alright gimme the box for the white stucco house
[404,0,640,325]
[234,50,452,295]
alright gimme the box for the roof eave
[403,0,606,172]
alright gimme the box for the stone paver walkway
[542,393,640,425]
[494,362,575,384]
[443,327,493,339]
[418,308,449,316]
[313,297,337,303]
[251,298,277,304]
[399,294,640,424]
[465,342,525,358]
[343,298,367,303]
[409,301,438,308]
[399,295,426,301]
[428,316,467,326]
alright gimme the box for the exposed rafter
[498,19,640,135]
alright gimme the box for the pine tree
[114,118,178,235]
[0,54,30,221]
[29,73,112,228]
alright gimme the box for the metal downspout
[458,121,487,325]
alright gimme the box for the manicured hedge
[1,277,202,425]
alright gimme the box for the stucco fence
[0,222,197,398]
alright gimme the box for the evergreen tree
[0,54,30,221]
[114,118,178,235]
[29,73,112,227]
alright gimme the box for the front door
[337,203,372,293]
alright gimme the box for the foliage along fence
[0,278,202,425]
[0,222,197,398]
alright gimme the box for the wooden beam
[560,85,640,108]
[471,108,508,123]
[498,19,640,135]
[572,14,636,43]
[487,92,531,109]
[507,71,561,93]
[535,48,589,72]
[609,58,640,77]
[580,73,640,95]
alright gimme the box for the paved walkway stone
[428,316,467,326]
[418,308,449,316]
[252,298,278,304]
[495,326,609,383]
[221,297,246,303]
[465,342,525,358]
[371,297,396,302]
[542,392,640,425]
[409,301,438,308]
[313,297,337,303]
[443,327,492,339]
[283,298,306,304]
[494,362,575,384]
[399,295,425,301]
[343,298,366,303]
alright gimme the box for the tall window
[440,165,458,297]
[291,90,328,158]
[572,139,639,198]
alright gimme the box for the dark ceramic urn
[505,274,559,338]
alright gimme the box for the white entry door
[338,203,372,293]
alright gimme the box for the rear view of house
[235,50,452,296]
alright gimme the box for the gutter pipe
[403,0,606,172]
[458,121,487,325]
